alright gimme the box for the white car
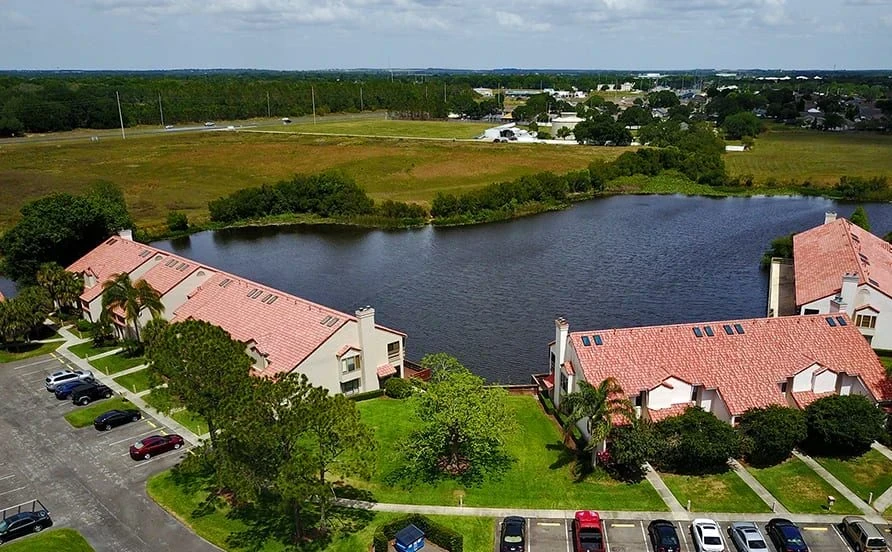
[45,369,94,391]
[691,519,725,552]
[204,121,215,127]
[728,522,767,552]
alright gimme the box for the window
[704,326,714,337]
[780,381,788,393]
[855,314,877,329]
[342,355,360,374]
[340,379,360,395]
[803,308,819,315]
[634,394,642,407]
[581,336,591,346]
[734,324,745,334]
[693,327,703,337]
[387,341,401,356]
[825,316,837,327]
[593,335,603,346]
[723,325,734,335]
[691,386,698,401]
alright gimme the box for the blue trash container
[394,523,425,552]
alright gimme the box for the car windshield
[659,527,679,544]
[704,536,722,545]
[748,539,767,549]
[134,441,144,448]
[0,519,7,532]
[580,529,603,543]
[780,527,803,543]
[868,538,887,547]
[504,535,523,543]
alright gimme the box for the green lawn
[355,396,666,510]
[747,457,861,514]
[0,529,94,552]
[147,469,494,552]
[113,368,153,394]
[815,450,892,503]
[171,409,208,436]
[89,352,146,375]
[67,341,119,359]
[64,397,136,428]
[0,341,62,363]
[253,118,492,139]
[143,387,182,413]
[661,471,771,513]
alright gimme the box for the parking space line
[602,520,610,552]
[611,523,636,528]
[0,485,28,497]
[641,521,653,552]
[527,518,532,552]
[105,428,157,447]
[564,519,570,552]
[679,522,690,552]
[0,474,15,481]
[831,524,854,552]
[13,357,58,370]
[802,526,828,531]
[146,420,157,428]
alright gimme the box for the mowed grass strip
[252,119,493,139]
[113,368,153,394]
[143,387,181,413]
[0,341,62,363]
[747,457,860,514]
[147,469,495,552]
[90,353,146,375]
[815,450,892,502]
[64,397,137,428]
[660,471,771,513]
[67,342,119,359]
[355,396,666,510]
[170,409,208,436]
[0,528,94,552]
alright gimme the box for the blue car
[766,518,809,552]
[54,378,94,400]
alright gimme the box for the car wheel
[104,391,112,398]
[33,524,43,533]
[132,415,139,422]
[174,443,182,449]
[78,397,89,405]
[105,424,112,431]
[144,453,151,460]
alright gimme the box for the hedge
[385,377,414,399]
[373,514,463,552]
[348,389,385,402]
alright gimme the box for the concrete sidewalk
[643,462,686,514]
[729,458,790,514]
[793,450,876,516]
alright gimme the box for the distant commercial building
[473,87,493,97]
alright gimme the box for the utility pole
[311,86,316,125]
[267,91,271,118]
[116,91,126,139]
[360,86,363,112]
[444,82,447,104]
[158,93,164,127]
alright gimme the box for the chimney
[553,317,569,409]
[830,295,847,314]
[355,306,379,391]
[840,273,859,314]
[824,212,837,225]
[118,229,133,241]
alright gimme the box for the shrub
[737,405,807,467]
[654,406,740,473]
[166,211,189,232]
[384,377,414,399]
[607,421,658,482]
[75,318,93,333]
[804,394,884,456]
[373,514,463,552]
[348,389,385,402]
[760,233,794,269]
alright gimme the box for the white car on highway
[691,519,725,552]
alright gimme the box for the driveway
[0,354,218,552]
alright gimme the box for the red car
[129,434,184,460]
[573,511,605,552]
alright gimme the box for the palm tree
[562,377,634,461]
[37,262,84,314]
[101,273,163,342]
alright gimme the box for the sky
[1,0,891,71]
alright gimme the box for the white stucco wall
[813,369,838,393]
[800,284,892,350]
[792,363,821,393]
[647,377,692,410]
[839,375,870,397]
[563,345,581,396]
[699,388,715,412]
[709,391,732,422]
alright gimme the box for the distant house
[545,314,889,436]
[480,123,537,142]
[790,213,892,350]
[550,112,584,138]
[473,87,493,97]
[67,232,407,395]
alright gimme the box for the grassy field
[252,119,492,139]
[725,128,892,185]
[143,387,182,413]
[747,457,860,514]
[113,368,153,394]
[67,342,119,359]
[64,397,138,428]
[171,409,208,436]
[0,129,620,229]
[0,341,62,363]
[660,471,771,513]
[147,469,495,552]
[0,529,94,552]
[89,352,146,375]
[355,396,666,510]
[815,450,892,503]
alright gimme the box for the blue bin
[395,523,425,552]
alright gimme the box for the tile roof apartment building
[785,213,892,350]
[545,314,890,434]
[67,231,406,395]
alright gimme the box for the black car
[500,516,526,552]
[648,519,681,552]
[70,382,113,406]
[54,378,95,400]
[94,409,141,431]
[0,510,53,544]
[766,518,809,552]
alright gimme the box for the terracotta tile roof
[648,402,695,422]
[794,218,892,306]
[336,344,361,357]
[0,290,4,302]
[138,256,201,296]
[377,363,397,378]
[570,314,888,417]
[67,237,156,302]
[791,390,836,409]
[542,373,554,389]
[563,360,576,376]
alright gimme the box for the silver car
[45,369,93,391]
[729,521,768,552]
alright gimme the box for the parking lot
[0,353,216,552]
[506,517,892,552]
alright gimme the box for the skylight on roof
[247,288,258,297]
[218,278,231,287]
[321,315,333,325]
[593,335,603,346]
[704,326,714,337]
[734,324,745,334]
[166,259,177,267]
[177,262,187,270]
[836,316,847,326]
[268,296,278,304]
[105,238,117,245]
[693,327,703,337]
[869,278,879,287]
[825,316,837,327]
[581,336,591,346]
[723,325,734,335]
[325,317,339,327]
[250,289,263,299]
[851,233,860,242]
[261,293,272,302]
